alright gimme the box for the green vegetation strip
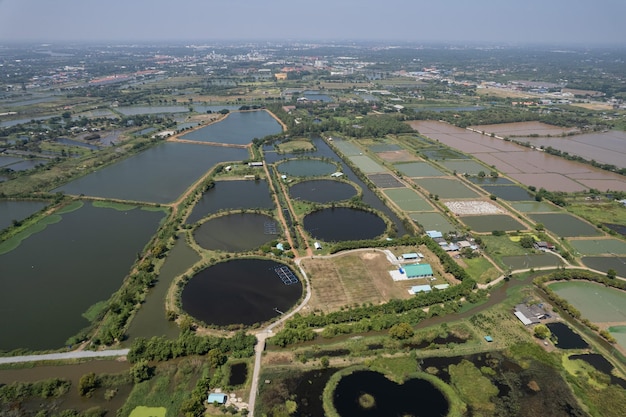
[129,406,167,417]
[0,213,63,255]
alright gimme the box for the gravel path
[0,349,129,364]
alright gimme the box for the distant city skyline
[0,0,624,46]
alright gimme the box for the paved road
[247,257,312,417]
[0,349,129,364]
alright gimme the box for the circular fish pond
[181,259,302,327]
[303,207,386,242]
[277,159,337,177]
[332,370,449,417]
[290,179,357,203]
[193,213,279,252]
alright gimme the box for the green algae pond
[383,188,434,211]
[549,281,626,323]
[460,214,527,233]
[529,213,601,238]
[413,177,481,199]
[393,161,446,177]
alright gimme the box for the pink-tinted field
[470,121,579,137]
[470,122,626,170]
[409,121,626,192]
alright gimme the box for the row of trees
[126,330,256,363]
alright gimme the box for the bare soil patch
[302,248,457,312]
[302,251,414,312]
[377,150,418,163]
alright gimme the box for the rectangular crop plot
[369,144,402,152]
[569,238,626,256]
[421,148,469,160]
[384,188,434,211]
[510,201,561,213]
[501,253,563,269]
[482,185,534,201]
[460,214,527,232]
[413,178,481,199]
[439,160,488,176]
[410,212,457,233]
[582,256,626,278]
[368,173,405,189]
[349,155,386,173]
[549,281,626,323]
[394,161,446,177]
[333,140,363,156]
[529,213,601,237]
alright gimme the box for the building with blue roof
[409,285,432,294]
[426,230,443,239]
[208,393,228,404]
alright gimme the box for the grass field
[301,248,451,312]
[117,359,208,417]
[463,257,501,284]
[277,139,315,153]
[129,406,167,417]
[567,201,626,226]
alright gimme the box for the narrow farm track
[0,349,130,364]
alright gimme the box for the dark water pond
[0,200,48,232]
[0,202,165,351]
[582,256,626,277]
[0,154,24,167]
[180,111,282,144]
[181,259,302,326]
[54,142,248,203]
[264,136,407,237]
[55,137,100,150]
[303,207,386,242]
[0,360,131,416]
[467,176,514,185]
[569,353,626,388]
[3,159,48,171]
[229,363,248,386]
[546,322,589,349]
[125,236,200,342]
[403,333,468,349]
[277,159,337,177]
[186,180,274,224]
[290,180,357,203]
[604,223,626,236]
[482,185,534,201]
[193,213,279,252]
[333,370,448,417]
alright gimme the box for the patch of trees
[0,378,70,401]
[534,187,568,206]
[126,330,256,363]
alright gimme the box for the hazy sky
[0,0,624,45]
